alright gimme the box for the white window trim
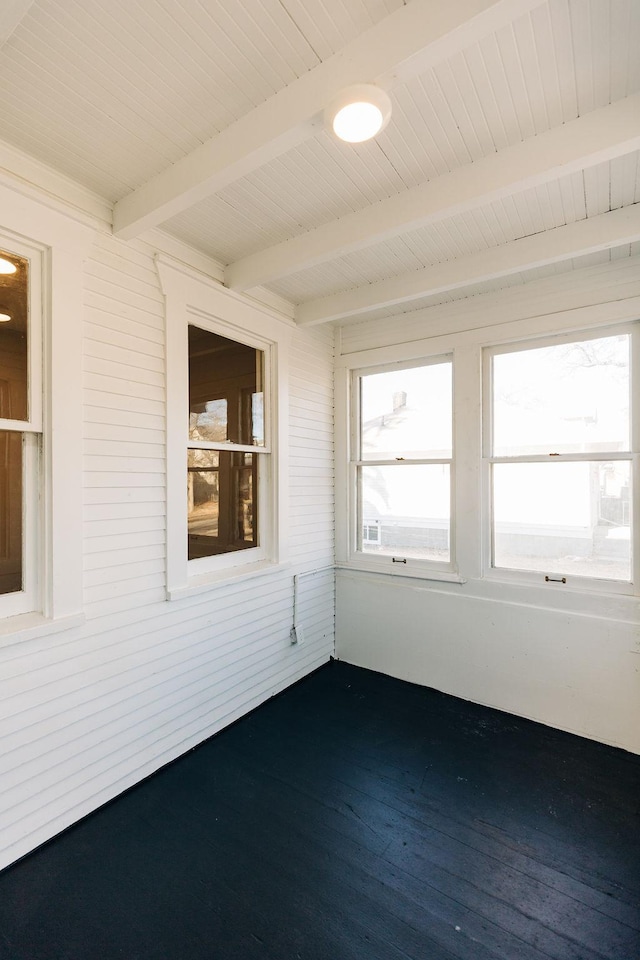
[0,183,91,641]
[336,309,639,599]
[156,255,291,599]
[482,322,637,596]
[342,352,459,582]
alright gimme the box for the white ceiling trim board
[0,0,36,49]
[0,136,113,227]
[296,203,640,325]
[227,93,640,291]
[112,0,545,240]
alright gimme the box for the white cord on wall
[290,565,334,644]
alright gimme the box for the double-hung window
[158,257,287,598]
[0,244,41,617]
[350,356,453,574]
[485,327,635,587]
[0,185,86,636]
[187,324,267,564]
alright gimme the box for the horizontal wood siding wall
[0,233,335,871]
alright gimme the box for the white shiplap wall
[0,229,335,871]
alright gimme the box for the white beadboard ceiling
[0,0,638,325]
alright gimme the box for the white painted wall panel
[0,228,335,871]
[336,571,640,753]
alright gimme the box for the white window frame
[337,307,639,600]
[186,317,271,574]
[345,353,457,581]
[482,322,638,596]
[0,184,89,643]
[0,234,43,617]
[157,256,290,600]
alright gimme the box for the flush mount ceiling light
[325,84,392,143]
[0,257,17,274]
[0,314,11,322]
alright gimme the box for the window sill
[0,611,85,649]
[482,567,634,598]
[338,565,639,621]
[336,561,466,585]
[167,560,291,601]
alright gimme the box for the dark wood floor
[1,660,639,960]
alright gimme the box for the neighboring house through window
[339,317,638,595]
[349,356,453,575]
[485,328,634,585]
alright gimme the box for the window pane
[492,335,630,456]
[0,250,29,422]
[493,461,631,581]
[0,430,22,594]
[188,326,264,446]
[360,361,452,460]
[360,464,449,561]
[188,449,257,559]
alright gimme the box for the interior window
[0,251,29,597]
[187,325,264,560]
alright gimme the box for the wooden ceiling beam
[227,94,640,292]
[112,0,544,241]
[295,204,640,325]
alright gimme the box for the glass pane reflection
[0,250,29,422]
[188,326,264,446]
[188,449,257,559]
[0,430,22,594]
[360,362,452,461]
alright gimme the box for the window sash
[350,356,454,570]
[483,326,632,461]
[185,318,273,573]
[0,432,40,617]
[0,237,42,617]
[483,324,637,589]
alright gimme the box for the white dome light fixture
[325,84,392,144]
[0,314,11,322]
[0,257,17,275]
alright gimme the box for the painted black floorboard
[1,660,638,960]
